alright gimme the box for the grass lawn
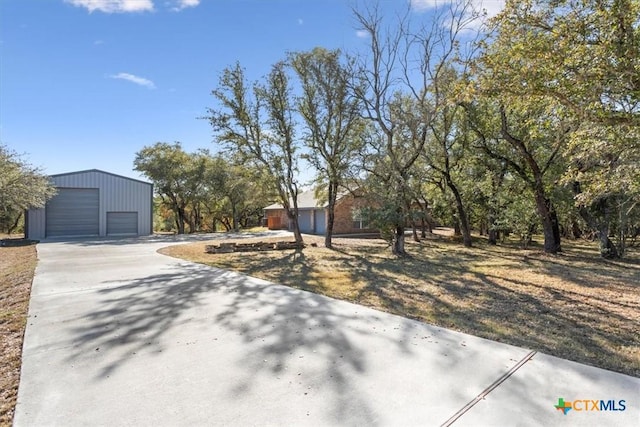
[0,237,37,426]
[160,231,640,378]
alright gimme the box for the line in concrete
[441,350,537,426]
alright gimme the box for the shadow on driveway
[64,262,382,424]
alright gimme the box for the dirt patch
[160,234,640,377]
[0,243,37,426]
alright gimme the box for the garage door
[298,210,313,233]
[315,210,326,235]
[107,212,138,235]
[46,188,99,237]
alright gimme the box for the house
[25,169,153,239]
[263,189,376,235]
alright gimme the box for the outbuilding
[26,169,153,240]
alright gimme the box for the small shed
[26,169,153,239]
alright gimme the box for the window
[351,208,369,230]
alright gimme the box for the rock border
[205,241,304,254]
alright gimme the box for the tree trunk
[290,212,304,245]
[488,212,498,245]
[599,199,619,259]
[325,182,338,249]
[8,212,22,235]
[286,204,304,246]
[231,203,239,232]
[419,198,430,237]
[391,225,405,255]
[573,184,619,258]
[175,205,187,234]
[412,223,420,242]
[534,192,561,253]
[191,204,201,232]
[407,201,420,242]
[448,179,472,247]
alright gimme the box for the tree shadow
[209,238,639,376]
[46,230,293,246]
[64,262,382,425]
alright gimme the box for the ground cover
[0,237,37,426]
[160,232,640,377]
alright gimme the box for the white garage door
[107,212,138,236]
[46,188,99,237]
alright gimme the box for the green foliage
[144,0,638,259]
[290,47,365,247]
[134,142,199,234]
[478,0,640,257]
[135,143,269,234]
[0,145,56,234]
[207,62,305,243]
[481,0,640,127]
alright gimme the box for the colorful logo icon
[554,397,626,414]
[555,398,572,415]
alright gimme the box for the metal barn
[26,169,153,239]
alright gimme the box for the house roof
[264,189,328,210]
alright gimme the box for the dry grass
[0,237,37,426]
[160,232,640,378]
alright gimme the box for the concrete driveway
[14,234,639,426]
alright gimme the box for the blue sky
[1,0,503,181]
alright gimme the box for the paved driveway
[14,235,639,426]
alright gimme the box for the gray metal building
[26,169,153,239]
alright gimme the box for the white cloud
[298,18,304,25]
[356,29,369,38]
[66,0,154,13]
[411,0,505,19]
[170,0,200,11]
[66,0,202,13]
[410,0,505,30]
[109,73,156,89]
[410,0,442,11]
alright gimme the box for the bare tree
[351,0,480,254]
[207,62,304,245]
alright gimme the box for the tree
[567,123,640,257]
[465,99,571,253]
[290,47,364,248]
[207,62,304,245]
[134,142,203,234]
[0,145,56,235]
[421,67,476,247]
[479,0,640,257]
[212,158,273,232]
[481,0,639,127]
[351,1,480,254]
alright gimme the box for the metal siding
[46,188,99,237]
[26,208,46,240]
[49,170,152,237]
[107,212,138,235]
